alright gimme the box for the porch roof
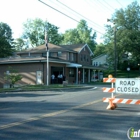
[66,63,82,68]
[0,56,106,70]
[0,56,70,64]
[82,65,106,70]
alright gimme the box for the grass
[0,84,84,92]
[1,70,140,92]
[104,70,140,78]
[21,84,79,89]
[89,70,140,85]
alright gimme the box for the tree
[104,1,140,69]
[4,67,22,88]
[22,18,62,48]
[61,20,97,52]
[0,22,14,57]
[93,43,107,57]
[13,38,26,51]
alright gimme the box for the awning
[66,63,82,68]
[82,66,106,70]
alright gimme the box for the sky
[0,0,139,43]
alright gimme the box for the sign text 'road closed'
[115,78,140,94]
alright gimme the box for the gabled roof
[60,44,93,56]
[17,43,62,54]
[16,43,93,55]
[92,54,107,60]
[80,44,93,56]
[60,44,85,52]
[0,56,70,64]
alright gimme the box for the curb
[0,86,95,93]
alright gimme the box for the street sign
[115,78,140,94]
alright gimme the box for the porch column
[82,68,85,83]
[88,69,90,83]
[76,67,78,84]
[98,70,100,81]
[93,70,96,81]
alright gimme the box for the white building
[91,54,108,81]
[92,54,108,67]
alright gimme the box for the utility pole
[45,21,49,86]
[114,24,117,77]
[107,19,117,77]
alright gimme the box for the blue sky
[0,0,139,43]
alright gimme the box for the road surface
[0,85,140,140]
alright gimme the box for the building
[0,43,104,88]
[91,54,108,81]
[92,54,108,67]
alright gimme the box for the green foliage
[103,70,140,78]
[103,1,140,70]
[21,18,62,48]
[61,20,97,52]
[93,43,107,57]
[4,67,22,88]
[13,38,25,51]
[0,22,14,57]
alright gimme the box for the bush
[4,67,22,88]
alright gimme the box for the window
[84,55,86,61]
[86,55,89,62]
[49,52,52,57]
[69,68,75,77]
[42,53,46,57]
[96,62,98,66]
[69,53,74,61]
[71,53,74,61]
[58,51,62,56]
[81,54,83,61]
[67,53,69,60]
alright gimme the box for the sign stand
[102,77,140,110]
[103,76,117,110]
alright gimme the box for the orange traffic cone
[113,102,117,108]
[112,96,117,109]
[106,98,117,110]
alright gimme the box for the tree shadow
[0,101,139,140]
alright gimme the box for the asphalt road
[0,85,140,140]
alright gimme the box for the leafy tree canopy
[93,43,107,58]
[21,18,62,49]
[103,1,140,69]
[61,20,97,52]
[0,22,14,58]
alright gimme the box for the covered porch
[66,63,105,84]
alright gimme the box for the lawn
[104,70,140,78]
[0,84,83,92]
[90,70,140,85]
[1,70,140,92]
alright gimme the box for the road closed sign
[115,78,140,94]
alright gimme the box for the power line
[48,0,104,32]
[85,0,110,14]
[38,0,79,24]
[48,0,80,19]
[94,0,114,13]
[56,0,104,30]
[116,0,124,8]
[103,0,116,11]
[38,0,104,35]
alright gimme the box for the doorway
[51,66,63,84]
